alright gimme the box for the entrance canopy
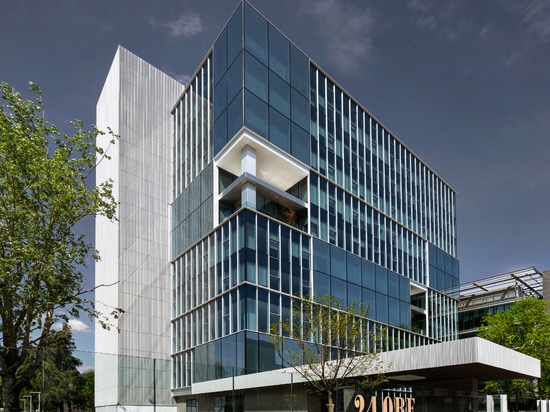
[382,337,540,390]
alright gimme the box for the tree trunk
[2,374,22,412]
[326,390,335,412]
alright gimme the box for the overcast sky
[2,0,549,354]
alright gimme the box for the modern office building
[170,0,460,387]
[95,2,540,411]
[95,46,183,412]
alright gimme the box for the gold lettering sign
[353,393,415,412]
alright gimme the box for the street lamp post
[30,392,41,412]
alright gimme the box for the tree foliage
[0,82,119,412]
[269,294,387,411]
[78,370,95,412]
[19,326,95,412]
[478,296,550,409]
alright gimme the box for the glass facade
[171,1,459,389]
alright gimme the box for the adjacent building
[458,267,545,339]
[95,46,183,412]
[95,2,539,411]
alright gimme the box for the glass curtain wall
[171,0,459,390]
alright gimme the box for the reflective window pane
[269,107,290,152]
[244,52,268,102]
[291,45,309,97]
[227,6,243,66]
[291,88,309,130]
[244,90,268,137]
[227,53,243,104]
[269,71,290,117]
[244,2,268,64]
[214,28,227,86]
[291,123,309,165]
[227,91,243,140]
[268,25,289,81]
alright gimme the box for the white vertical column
[241,145,256,208]
[241,145,256,175]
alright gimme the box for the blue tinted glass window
[362,288,376,316]
[313,271,330,297]
[248,300,257,336]
[268,25,290,81]
[236,332,245,371]
[297,267,305,296]
[227,6,243,67]
[348,283,361,306]
[452,257,459,278]
[387,271,399,294]
[244,90,268,137]
[400,301,410,328]
[291,45,308,97]
[257,288,269,332]
[244,2,267,64]
[246,211,256,248]
[376,292,388,323]
[291,87,309,130]
[214,28,227,86]
[388,297,400,326]
[227,91,243,140]
[331,277,347,306]
[269,107,290,152]
[281,261,290,294]
[375,265,388,294]
[437,247,444,268]
[258,252,267,286]
[313,238,330,274]
[361,259,375,289]
[244,52,268,102]
[302,267,311,296]
[445,253,452,274]
[246,248,256,282]
[428,243,437,266]
[214,76,227,121]
[269,71,290,117]
[291,123,309,165]
[280,226,290,261]
[346,253,361,285]
[214,109,228,154]
[399,276,410,302]
[257,215,267,254]
[227,54,243,104]
[330,246,346,280]
[214,336,223,368]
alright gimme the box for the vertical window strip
[192,78,198,180]
[207,57,212,165]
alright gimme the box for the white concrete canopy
[381,337,540,385]
[215,128,309,193]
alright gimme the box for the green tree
[78,370,95,412]
[26,326,95,412]
[0,82,120,412]
[29,325,83,412]
[270,294,386,412]
[478,296,550,411]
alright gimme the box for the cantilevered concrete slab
[177,337,540,397]
[382,337,540,390]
